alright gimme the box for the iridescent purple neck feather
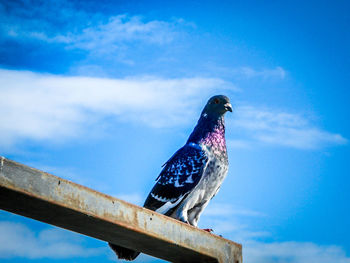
[187,112,227,153]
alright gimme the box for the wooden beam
[0,156,242,263]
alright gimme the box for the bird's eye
[214,98,220,104]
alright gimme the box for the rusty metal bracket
[0,156,242,263]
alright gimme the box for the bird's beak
[224,103,233,112]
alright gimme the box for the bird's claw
[202,228,213,233]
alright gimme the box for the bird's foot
[202,228,213,233]
[178,214,189,224]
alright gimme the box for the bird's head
[202,95,233,116]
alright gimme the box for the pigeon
[109,95,232,261]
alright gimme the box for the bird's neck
[187,113,226,152]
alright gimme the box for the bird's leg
[202,228,214,233]
[178,214,189,224]
[175,206,189,224]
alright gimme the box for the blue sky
[0,0,349,262]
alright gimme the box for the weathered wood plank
[0,156,242,263]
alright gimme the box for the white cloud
[0,2,196,67]
[245,241,350,263]
[228,105,347,149]
[0,69,233,147]
[199,202,350,263]
[232,66,286,80]
[70,15,179,49]
[0,221,105,259]
[203,203,265,217]
[199,202,268,238]
[0,69,345,150]
[2,215,349,263]
[19,15,182,51]
[1,1,189,52]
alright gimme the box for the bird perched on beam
[109,95,232,261]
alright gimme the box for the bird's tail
[108,243,140,261]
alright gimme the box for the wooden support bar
[0,156,242,263]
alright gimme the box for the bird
[109,95,232,261]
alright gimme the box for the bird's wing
[143,144,208,215]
